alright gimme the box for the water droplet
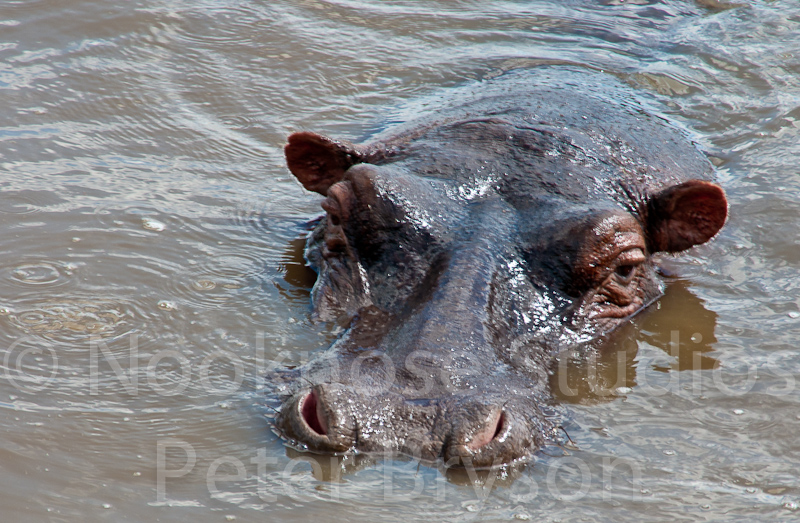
[789,312,800,319]
[701,504,711,510]
[616,386,632,395]
[157,300,176,311]
[142,218,166,232]
[0,308,10,315]
[225,516,236,521]
[514,513,531,521]
[465,504,479,512]
[102,503,112,509]
[663,449,676,456]
[133,471,141,477]
[71,237,81,243]
[783,501,798,511]
[746,487,757,494]
[732,409,744,415]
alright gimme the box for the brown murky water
[2,0,800,521]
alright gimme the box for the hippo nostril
[492,412,505,440]
[468,410,505,451]
[300,390,328,436]
[280,385,357,453]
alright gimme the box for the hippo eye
[612,248,645,284]
[615,263,636,281]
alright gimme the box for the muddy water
[1,0,800,521]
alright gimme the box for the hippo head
[273,84,727,468]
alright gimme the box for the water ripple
[7,300,132,342]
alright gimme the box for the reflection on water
[553,280,720,405]
[278,233,318,306]
[1,0,800,521]
[638,279,720,372]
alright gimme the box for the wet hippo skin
[272,67,727,468]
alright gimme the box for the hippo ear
[285,131,365,196]
[648,180,728,253]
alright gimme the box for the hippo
[272,67,727,469]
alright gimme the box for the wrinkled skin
[272,68,727,468]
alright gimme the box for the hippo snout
[279,383,553,467]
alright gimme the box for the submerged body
[273,67,727,467]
